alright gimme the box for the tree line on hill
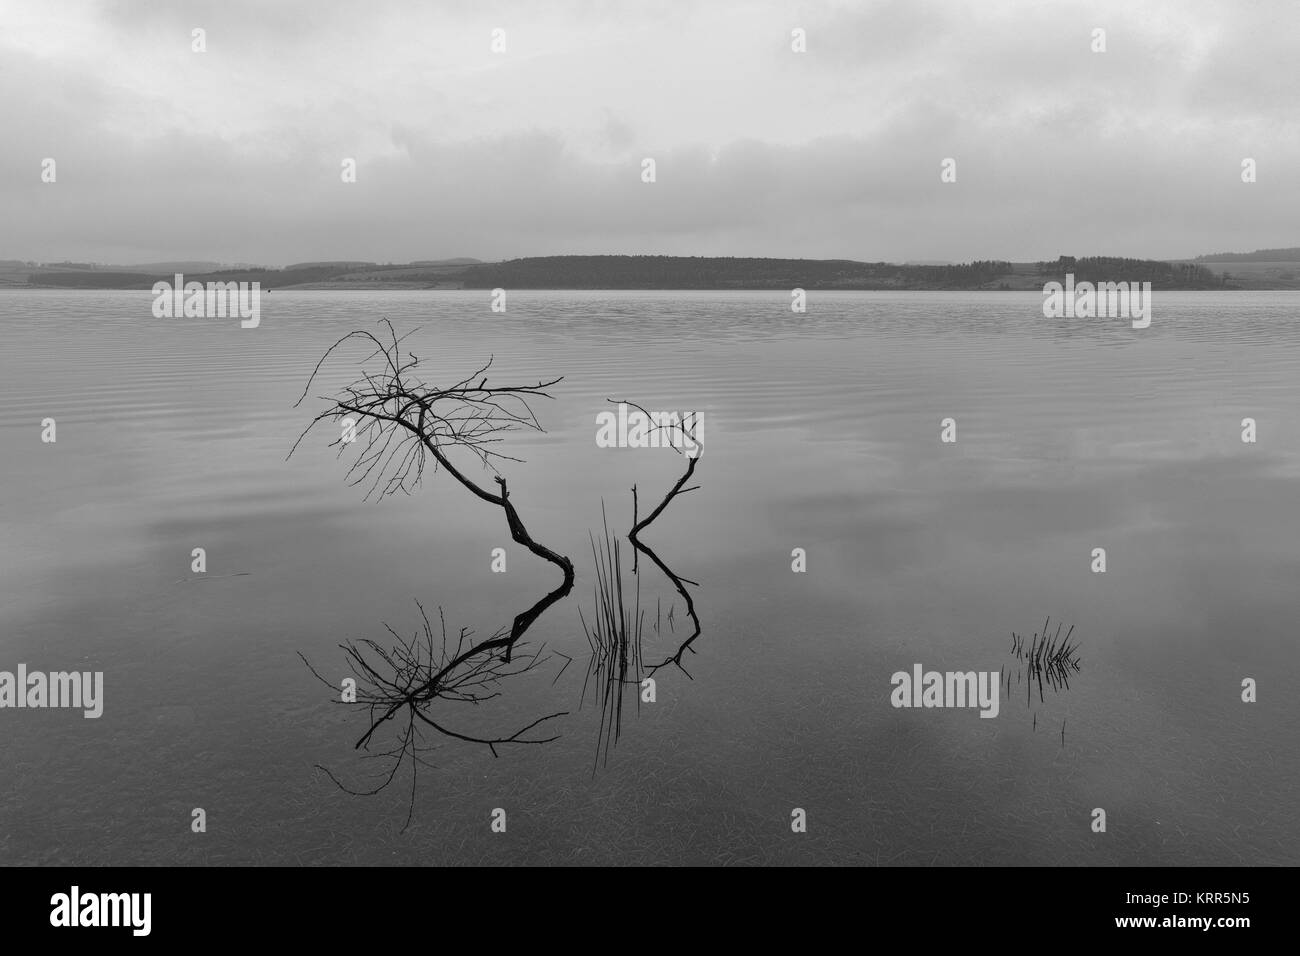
[22,254,1233,290]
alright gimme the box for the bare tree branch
[293,321,579,829]
[288,319,575,608]
[608,399,704,675]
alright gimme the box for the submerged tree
[579,400,705,768]
[619,399,703,676]
[289,320,576,828]
[289,319,575,646]
[290,331,711,815]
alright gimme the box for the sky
[1,0,1297,265]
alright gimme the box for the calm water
[1,289,1296,865]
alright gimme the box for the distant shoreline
[5,253,1300,291]
[4,285,1279,294]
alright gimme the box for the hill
[2,253,1262,291]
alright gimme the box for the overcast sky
[2,0,1297,265]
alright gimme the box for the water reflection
[302,595,569,831]
[581,403,705,767]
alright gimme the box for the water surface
[1,290,1296,865]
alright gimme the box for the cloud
[2,0,1297,263]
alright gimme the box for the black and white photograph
[0,0,1291,936]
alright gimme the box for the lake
[0,289,1296,865]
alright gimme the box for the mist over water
[1,289,1296,865]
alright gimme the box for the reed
[1010,617,1082,703]
[579,503,645,770]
